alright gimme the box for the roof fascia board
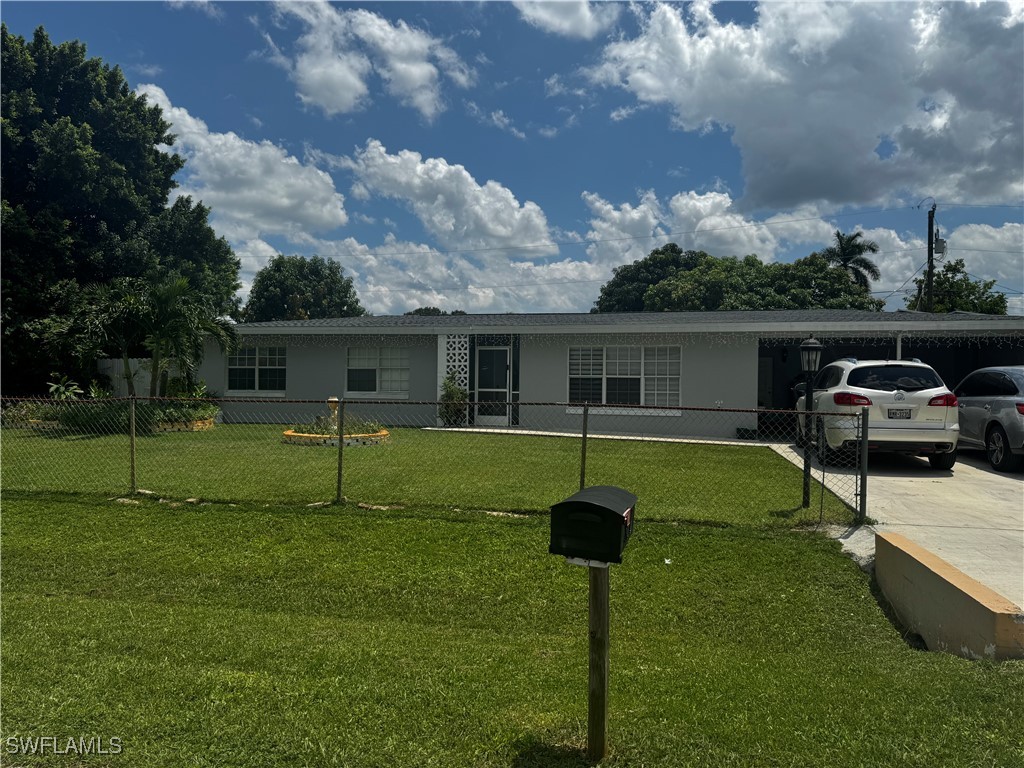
[234,317,1023,337]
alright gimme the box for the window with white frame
[227,347,286,392]
[346,347,409,396]
[568,346,680,406]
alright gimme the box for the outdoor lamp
[327,396,339,418]
[800,336,823,508]
[800,336,823,376]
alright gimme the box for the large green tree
[1,25,239,393]
[143,196,240,315]
[905,258,1008,314]
[818,230,881,290]
[640,252,884,311]
[404,307,467,316]
[243,255,365,322]
[592,243,708,312]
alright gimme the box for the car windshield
[847,365,943,392]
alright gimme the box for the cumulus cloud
[137,84,348,242]
[946,222,1024,314]
[302,234,604,314]
[338,139,558,255]
[587,2,1023,210]
[266,1,475,121]
[513,1,621,40]
[233,239,281,295]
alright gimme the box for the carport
[757,310,1024,409]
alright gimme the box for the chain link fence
[1,397,865,525]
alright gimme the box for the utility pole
[925,204,936,312]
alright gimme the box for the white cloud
[233,239,280,296]
[167,0,222,20]
[304,234,603,314]
[946,222,1024,314]
[137,84,347,242]
[466,101,526,140]
[666,191,778,258]
[266,1,475,121]
[339,139,557,255]
[581,190,667,267]
[587,2,1023,210]
[513,1,621,40]
[131,63,163,78]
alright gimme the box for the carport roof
[237,309,1024,338]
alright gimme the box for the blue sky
[4,1,1023,314]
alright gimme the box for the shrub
[291,413,385,437]
[439,373,469,427]
[0,400,60,426]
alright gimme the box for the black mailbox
[550,485,637,564]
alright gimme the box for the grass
[0,426,851,526]
[2,492,1022,767]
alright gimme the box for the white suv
[795,358,959,469]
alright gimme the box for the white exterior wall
[516,333,759,439]
[197,336,438,425]
[518,333,757,409]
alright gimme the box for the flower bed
[156,417,216,433]
[282,428,390,447]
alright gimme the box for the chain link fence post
[858,406,869,524]
[335,398,346,504]
[580,402,589,491]
[129,396,137,494]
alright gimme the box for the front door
[476,347,510,427]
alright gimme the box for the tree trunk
[121,351,136,397]
[149,346,162,398]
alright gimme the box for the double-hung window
[227,347,286,393]
[346,347,409,396]
[568,346,680,407]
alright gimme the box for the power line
[936,203,1024,210]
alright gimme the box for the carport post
[858,407,869,523]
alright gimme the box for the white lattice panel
[445,334,470,388]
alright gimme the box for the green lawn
[0,426,850,526]
[2,493,1022,767]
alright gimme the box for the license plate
[888,408,911,419]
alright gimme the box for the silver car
[952,365,1024,472]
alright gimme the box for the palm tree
[145,275,237,397]
[820,230,881,290]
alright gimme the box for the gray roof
[237,309,1024,337]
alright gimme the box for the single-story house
[194,310,1024,438]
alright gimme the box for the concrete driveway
[771,442,1023,606]
[864,449,1023,608]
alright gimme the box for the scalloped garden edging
[282,428,390,447]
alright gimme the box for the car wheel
[795,415,808,448]
[987,424,1024,472]
[928,449,957,471]
[815,418,836,466]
